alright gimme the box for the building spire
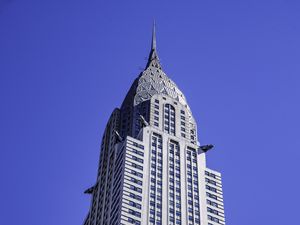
[146,21,161,69]
[151,21,157,50]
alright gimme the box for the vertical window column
[164,104,175,135]
[186,148,200,225]
[149,133,163,225]
[169,141,181,225]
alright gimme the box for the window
[206,192,218,200]
[206,178,217,186]
[207,207,219,215]
[164,104,175,135]
[207,199,219,208]
[129,192,142,201]
[128,200,142,209]
[206,185,217,193]
[208,215,219,223]
[205,171,217,179]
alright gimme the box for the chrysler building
[83,25,225,225]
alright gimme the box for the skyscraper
[83,25,225,225]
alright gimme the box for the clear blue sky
[1,0,300,224]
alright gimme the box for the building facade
[83,26,225,225]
